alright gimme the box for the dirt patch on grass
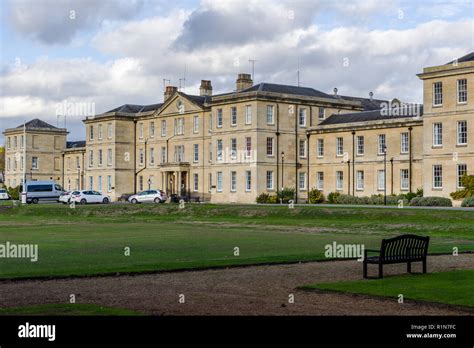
[0,254,472,315]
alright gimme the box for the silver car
[128,190,164,204]
[0,188,10,200]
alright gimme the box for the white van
[25,181,64,204]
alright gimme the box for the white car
[0,188,10,200]
[59,191,78,204]
[128,190,165,204]
[71,190,111,204]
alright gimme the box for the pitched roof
[319,105,423,126]
[16,118,58,130]
[66,141,86,149]
[239,82,337,99]
[446,52,474,64]
[337,95,387,111]
[184,94,211,107]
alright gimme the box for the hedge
[409,196,452,207]
[461,197,474,207]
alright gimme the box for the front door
[180,172,187,196]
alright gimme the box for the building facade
[3,54,473,203]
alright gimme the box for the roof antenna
[179,65,187,92]
[163,78,171,93]
[248,59,257,81]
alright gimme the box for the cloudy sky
[1,0,473,141]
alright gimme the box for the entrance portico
[160,163,190,197]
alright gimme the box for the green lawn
[0,203,473,279]
[302,270,474,308]
[0,303,142,315]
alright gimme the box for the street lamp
[383,145,387,205]
[281,151,285,191]
[148,178,152,190]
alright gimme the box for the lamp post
[383,145,387,205]
[148,178,152,190]
[281,151,285,191]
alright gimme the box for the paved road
[1,254,472,315]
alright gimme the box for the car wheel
[131,198,138,204]
[80,199,87,205]
[103,198,109,204]
[154,197,161,204]
[31,198,39,204]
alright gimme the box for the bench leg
[378,263,383,279]
[423,259,427,274]
[363,261,368,279]
[407,262,411,273]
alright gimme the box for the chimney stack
[236,73,253,91]
[199,80,213,96]
[164,86,178,101]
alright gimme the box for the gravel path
[0,254,473,315]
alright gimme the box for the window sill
[431,145,443,149]
[456,144,468,147]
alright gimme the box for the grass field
[0,303,142,315]
[302,270,474,308]
[0,203,473,279]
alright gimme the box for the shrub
[7,186,20,200]
[256,193,271,204]
[327,193,407,206]
[461,197,474,207]
[410,196,452,207]
[308,188,325,204]
[327,192,341,204]
[268,195,278,204]
[450,175,474,200]
[277,187,296,204]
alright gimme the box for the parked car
[0,188,10,200]
[59,191,79,204]
[25,181,64,204]
[128,190,165,204]
[70,190,110,204]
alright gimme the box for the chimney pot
[236,73,253,91]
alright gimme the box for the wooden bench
[363,234,429,279]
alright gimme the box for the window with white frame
[98,124,103,140]
[193,115,199,133]
[231,171,237,192]
[457,121,467,145]
[400,169,409,190]
[433,123,443,146]
[433,82,443,106]
[299,139,307,158]
[150,121,155,137]
[98,149,103,166]
[216,109,223,128]
[174,145,185,162]
[7,137,10,149]
[174,118,184,135]
[299,108,307,127]
[245,171,252,191]
[98,176,102,192]
[139,123,143,139]
[457,79,467,104]
[139,149,144,165]
[108,123,113,139]
[318,107,325,120]
[245,137,252,158]
[317,172,324,190]
[89,150,93,166]
[161,147,166,164]
[457,164,467,188]
[357,136,364,155]
[266,171,274,190]
[336,137,343,156]
[266,105,274,124]
[377,170,385,190]
[139,175,143,191]
[231,138,237,159]
[299,172,306,190]
[401,132,409,153]
[216,139,223,161]
[231,107,237,126]
[89,125,94,140]
[433,165,443,188]
[378,134,386,154]
[193,173,199,192]
[209,142,212,162]
[20,135,24,148]
[208,114,213,131]
[266,137,274,156]
[20,156,23,170]
[7,158,11,171]
[357,170,365,190]
[193,144,199,162]
[89,176,93,190]
[245,105,252,124]
[161,120,166,137]
[216,172,223,192]
[107,175,112,192]
[150,147,155,165]
[76,156,80,169]
[208,173,212,192]
[336,171,343,191]
[317,139,324,157]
